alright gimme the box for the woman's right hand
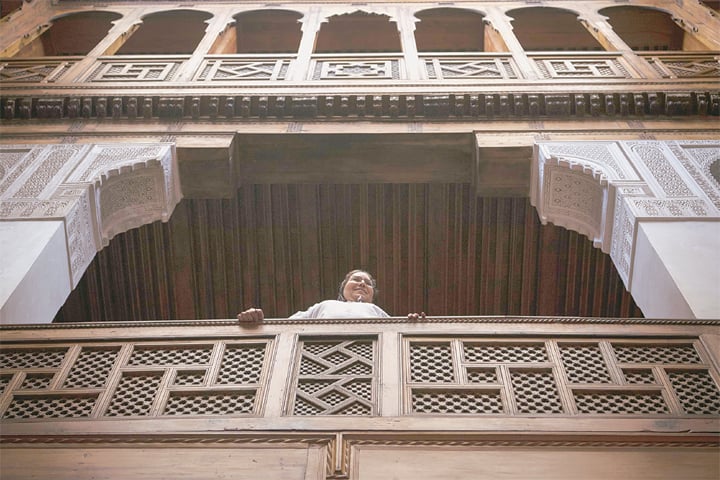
[237,307,264,324]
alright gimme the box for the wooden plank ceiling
[56,184,642,322]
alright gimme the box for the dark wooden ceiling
[55,184,643,322]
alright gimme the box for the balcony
[2,316,718,478]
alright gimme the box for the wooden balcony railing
[1,51,718,85]
[2,317,718,479]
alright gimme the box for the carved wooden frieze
[532,140,720,287]
[1,91,718,121]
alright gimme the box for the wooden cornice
[1,90,718,121]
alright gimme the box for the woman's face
[342,271,375,303]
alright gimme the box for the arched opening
[14,11,122,57]
[115,10,213,55]
[507,7,603,51]
[600,6,701,51]
[315,11,401,53]
[414,8,486,52]
[210,10,303,54]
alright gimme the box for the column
[287,8,323,81]
[395,7,423,80]
[577,12,660,79]
[532,140,720,319]
[482,8,538,80]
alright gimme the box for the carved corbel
[127,97,138,119]
[111,97,123,119]
[484,95,495,117]
[389,96,399,118]
[499,94,511,116]
[258,96,268,118]
[224,96,236,118]
[574,94,586,117]
[142,97,153,119]
[95,97,108,119]
[407,95,417,117]
[3,99,16,119]
[208,97,219,118]
[274,96,286,117]
[372,95,383,117]
[528,95,540,117]
[190,97,201,119]
[18,98,32,119]
[356,96,366,117]
[240,96,251,118]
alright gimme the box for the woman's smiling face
[341,271,375,303]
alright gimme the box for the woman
[237,269,425,323]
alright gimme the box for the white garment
[289,300,389,319]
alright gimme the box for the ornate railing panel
[81,56,188,82]
[421,54,519,80]
[1,319,719,426]
[404,337,719,416]
[0,57,80,83]
[641,53,720,78]
[529,53,635,80]
[309,54,403,80]
[0,338,272,420]
[195,55,293,81]
[289,337,377,415]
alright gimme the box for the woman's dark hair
[337,269,378,301]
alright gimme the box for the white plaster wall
[0,220,71,324]
[632,221,720,319]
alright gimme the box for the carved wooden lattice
[405,338,720,416]
[0,340,270,421]
[289,337,377,415]
[532,56,632,79]
[643,54,720,78]
[196,58,291,81]
[423,57,518,80]
[312,59,400,80]
[84,58,185,82]
[0,59,78,83]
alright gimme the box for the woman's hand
[237,307,264,324]
[407,312,426,321]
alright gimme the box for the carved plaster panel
[0,143,181,288]
[533,140,720,290]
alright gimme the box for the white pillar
[0,221,71,324]
[632,221,720,319]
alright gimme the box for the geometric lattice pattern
[410,343,455,383]
[164,391,256,416]
[2,395,97,420]
[511,370,564,414]
[197,59,290,81]
[291,338,376,415]
[574,392,669,414]
[215,344,267,385]
[424,57,518,80]
[405,338,720,416]
[533,57,631,79]
[412,389,504,414]
[558,344,613,384]
[1,339,271,421]
[64,348,120,388]
[667,370,720,415]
